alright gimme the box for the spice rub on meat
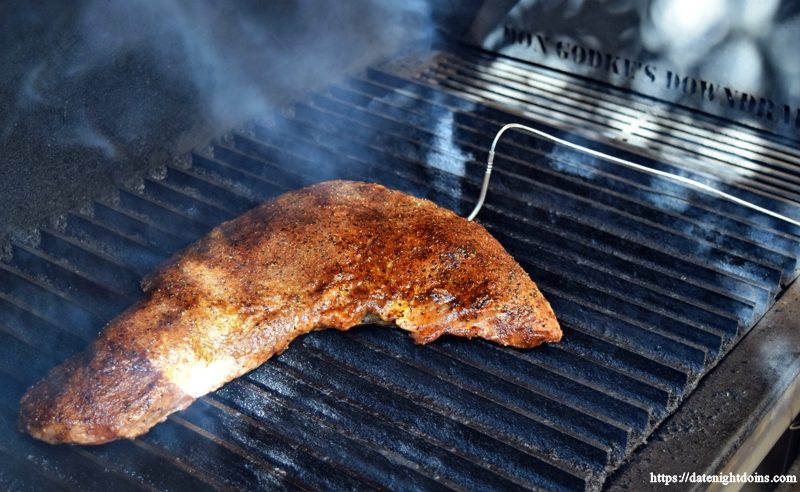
[19,180,560,445]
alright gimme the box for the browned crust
[19,180,560,445]
[19,342,193,444]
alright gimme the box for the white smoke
[4,0,437,156]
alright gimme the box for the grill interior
[424,49,800,205]
[2,46,800,491]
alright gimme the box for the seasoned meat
[19,180,560,445]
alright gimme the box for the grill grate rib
[2,47,800,491]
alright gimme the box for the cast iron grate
[1,47,800,491]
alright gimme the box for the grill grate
[2,47,800,491]
[425,49,800,205]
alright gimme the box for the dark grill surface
[2,47,800,491]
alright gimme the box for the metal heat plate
[1,47,800,491]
